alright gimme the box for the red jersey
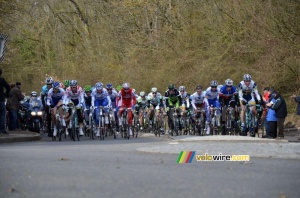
[117,88,137,107]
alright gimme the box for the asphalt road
[0,133,300,198]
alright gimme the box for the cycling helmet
[53,81,60,89]
[31,91,37,97]
[225,79,233,86]
[84,85,92,92]
[115,85,122,91]
[69,80,77,86]
[64,80,70,87]
[45,77,53,84]
[140,91,146,97]
[168,84,175,90]
[243,74,252,81]
[106,83,113,89]
[196,85,202,90]
[210,80,218,87]
[151,87,157,93]
[179,86,185,92]
[122,82,130,89]
[95,82,103,90]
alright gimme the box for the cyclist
[83,85,92,132]
[47,81,65,137]
[191,85,206,122]
[165,84,181,134]
[147,87,165,133]
[135,91,149,130]
[204,80,221,135]
[219,79,239,135]
[238,74,261,136]
[41,77,53,137]
[116,82,136,136]
[178,86,191,130]
[91,82,111,137]
[106,83,119,129]
[63,80,84,136]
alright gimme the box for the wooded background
[1,0,299,120]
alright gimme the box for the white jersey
[47,88,65,102]
[191,91,205,110]
[204,87,220,106]
[136,96,148,108]
[147,92,162,106]
[63,86,84,105]
[238,80,261,101]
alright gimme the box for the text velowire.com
[177,151,250,163]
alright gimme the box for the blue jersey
[41,85,49,96]
[219,85,237,100]
[91,88,111,107]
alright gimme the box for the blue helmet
[106,83,113,89]
[53,82,60,89]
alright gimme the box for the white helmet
[45,77,53,84]
[122,82,130,89]
[225,79,233,86]
[243,74,252,81]
[151,87,157,93]
[210,80,218,87]
[179,86,185,92]
[140,91,146,97]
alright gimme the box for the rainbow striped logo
[177,151,196,163]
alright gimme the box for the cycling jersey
[91,88,111,107]
[47,88,65,108]
[179,91,190,108]
[108,89,118,108]
[219,85,239,107]
[147,92,163,107]
[136,96,149,109]
[117,88,137,108]
[191,91,205,110]
[204,87,220,107]
[83,92,92,109]
[238,80,261,102]
[165,89,181,108]
[63,86,84,106]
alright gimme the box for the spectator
[261,87,270,137]
[266,90,287,139]
[0,68,11,134]
[290,94,300,116]
[263,98,277,138]
[6,82,24,131]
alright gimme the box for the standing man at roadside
[7,82,24,131]
[291,94,300,116]
[0,68,11,134]
[266,90,287,139]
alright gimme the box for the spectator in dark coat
[291,94,300,115]
[266,90,287,139]
[0,68,11,134]
[7,82,24,131]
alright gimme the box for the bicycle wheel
[71,117,76,141]
[99,116,104,140]
[174,117,179,136]
[89,115,94,140]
